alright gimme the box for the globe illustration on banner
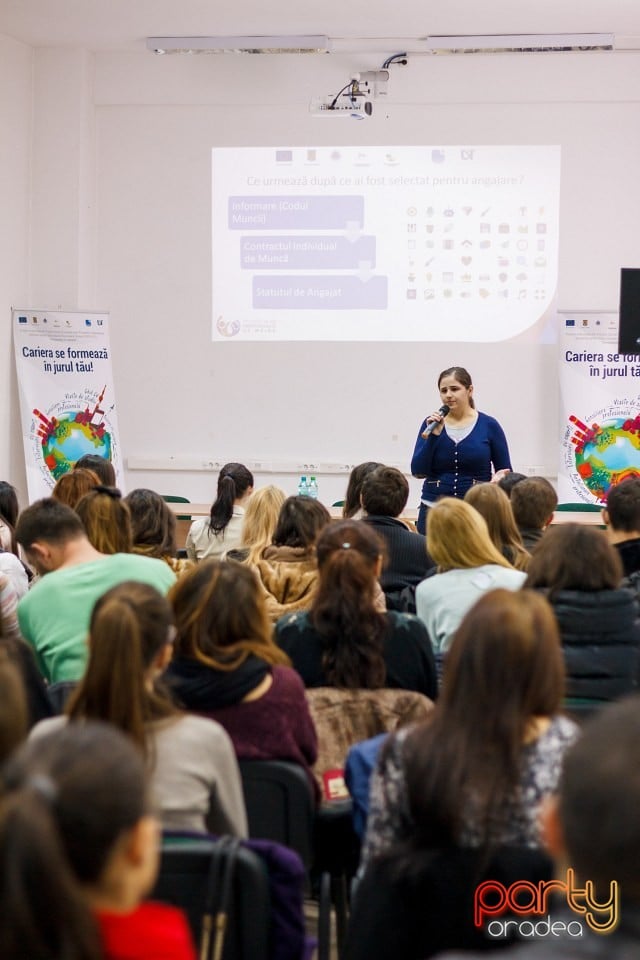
[33,386,113,482]
[571,415,640,500]
[40,415,112,480]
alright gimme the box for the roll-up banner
[559,312,640,505]
[13,310,123,501]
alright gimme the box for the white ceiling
[1,0,640,54]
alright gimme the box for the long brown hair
[51,469,99,510]
[426,497,512,572]
[524,523,623,596]
[75,487,133,554]
[67,582,177,756]
[311,521,387,688]
[0,723,149,960]
[464,483,530,571]
[170,560,290,671]
[125,488,177,559]
[403,589,564,848]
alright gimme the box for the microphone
[422,404,450,438]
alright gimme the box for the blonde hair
[426,497,512,572]
[464,483,530,571]
[241,485,287,565]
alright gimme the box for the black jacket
[544,587,640,703]
[363,515,435,610]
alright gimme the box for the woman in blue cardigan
[411,366,512,534]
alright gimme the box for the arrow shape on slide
[345,220,362,243]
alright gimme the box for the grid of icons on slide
[404,203,549,303]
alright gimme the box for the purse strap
[200,836,241,960]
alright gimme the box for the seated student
[30,581,247,837]
[252,495,331,621]
[125,488,194,578]
[275,520,437,699]
[0,481,20,554]
[224,484,286,564]
[603,476,640,577]
[342,462,384,519]
[415,498,526,656]
[0,576,52,727]
[52,467,100,510]
[360,466,435,611]
[496,470,527,498]
[0,723,196,960]
[0,646,28,764]
[443,696,640,959]
[464,482,530,571]
[524,523,640,708]
[74,452,117,487]
[165,560,318,794]
[75,486,133,554]
[347,590,578,960]
[16,499,176,683]
[510,475,558,553]
[186,462,253,562]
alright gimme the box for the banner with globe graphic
[559,312,640,505]
[13,310,123,500]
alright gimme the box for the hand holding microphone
[421,404,450,439]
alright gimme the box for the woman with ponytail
[186,462,254,561]
[275,521,437,698]
[0,722,196,960]
[31,581,247,837]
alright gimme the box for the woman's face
[438,374,473,413]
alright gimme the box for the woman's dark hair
[0,647,28,764]
[437,366,476,409]
[209,463,254,536]
[171,560,290,671]
[272,496,331,549]
[67,582,177,757]
[403,589,564,850]
[342,462,383,519]
[524,523,623,596]
[0,482,19,556]
[125,488,177,559]
[0,722,148,960]
[311,521,386,688]
[73,454,116,487]
[75,487,133,555]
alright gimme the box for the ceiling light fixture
[424,33,614,54]
[146,35,332,55]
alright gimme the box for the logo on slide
[216,315,241,338]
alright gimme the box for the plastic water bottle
[298,475,308,497]
[308,476,319,500]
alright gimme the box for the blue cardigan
[410,411,511,501]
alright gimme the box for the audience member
[224,484,286,564]
[510,475,558,552]
[347,590,578,960]
[525,523,640,708]
[603,477,640,577]
[252,495,330,621]
[76,486,133,554]
[342,461,384,519]
[275,520,437,699]
[52,467,100,509]
[361,466,435,611]
[16,499,176,683]
[464,482,530,570]
[0,647,28,763]
[185,462,253,562]
[125,488,193,577]
[0,577,52,726]
[166,560,318,794]
[443,696,640,958]
[31,581,246,836]
[496,470,527,498]
[0,543,29,598]
[0,481,20,554]
[0,723,196,960]
[415,498,526,655]
[74,453,117,486]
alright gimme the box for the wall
[11,45,640,504]
[0,34,32,496]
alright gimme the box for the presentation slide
[212,145,560,343]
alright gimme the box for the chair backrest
[151,836,270,960]
[161,494,192,521]
[306,687,434,789]
[239,759,315,869]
